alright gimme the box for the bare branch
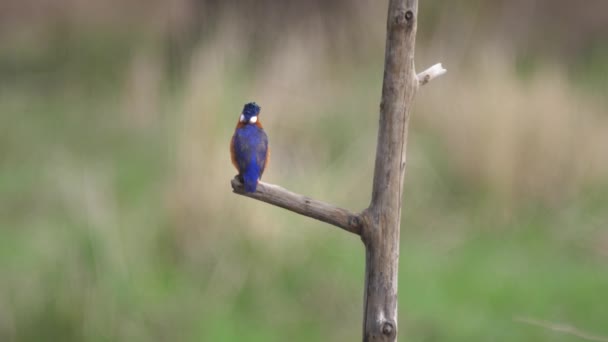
[417,63,447,86]
[515,316,608,342]
[231,177,362,235]
[363,1,421,340]
[229,1,443,340]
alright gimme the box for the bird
[230,102,269,193]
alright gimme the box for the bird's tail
[242,165,260,193]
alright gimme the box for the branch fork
[231,58,445,237]
[230,1,445,340]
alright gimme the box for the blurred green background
[1,0,607,341]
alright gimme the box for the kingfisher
[230,102,269,192]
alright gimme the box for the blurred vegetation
[1,0,607,341]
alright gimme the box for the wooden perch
[230,0,444,340]
[231,177,362,235]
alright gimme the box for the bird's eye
[249,116,258,124]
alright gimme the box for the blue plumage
[230,102,269,192]
[242,103,260,120]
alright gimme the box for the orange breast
[262,145,270,175]
[230,134,239,171]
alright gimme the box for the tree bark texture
[360,1,418,340]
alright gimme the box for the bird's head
[239,102,261,124]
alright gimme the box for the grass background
[1,0,607,341]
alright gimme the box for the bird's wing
[256,130,269,176]
[232,131,251,171]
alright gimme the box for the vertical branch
[361,0,419,341]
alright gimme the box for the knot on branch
[405,10,414,21]
[393,9,415,29]
[381,320,396,338]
